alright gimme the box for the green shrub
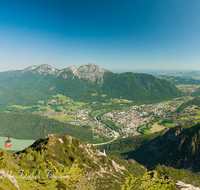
[65,159,69,166]
[20,160,26,167]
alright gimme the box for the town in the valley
[10,95,200,139]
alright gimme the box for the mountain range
[0,63,183,105]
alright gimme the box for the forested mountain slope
[0,110,100,143]
[97,132,161,157]
[0,63,183,104]
[123,123,200,173]
[0,84,52,107]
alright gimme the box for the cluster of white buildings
[101,97,188,136]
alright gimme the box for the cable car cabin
[5,135,12,148]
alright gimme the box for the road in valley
[91,111,119,146]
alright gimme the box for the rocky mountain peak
[36,64,58,75]
[18,63,108,83]
[17,65,38,75]
[18,64,58,76]
[67,65,78,76]
[67,63,109,83]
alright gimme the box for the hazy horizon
[1,63,200,74]
[0,0,200,71]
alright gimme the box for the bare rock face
[18,64,59,76]
[0,169,19,190]
[19,63,109,84]
[66,63,109,84]
[35,64,58,75]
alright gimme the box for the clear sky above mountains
[0,0,200,72]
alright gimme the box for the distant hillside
[157,75,200,85]
[101,72,182,103]
[0,84,52,107]
[0,63,183,104]
[176,97,200,113]
[186,71,200,76]
[192,87,200,96]
[0,110,104,143]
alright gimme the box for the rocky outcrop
[0,169,19,190]
[18,63,108,84]
[68,63,108,83]
[18,64,59,76]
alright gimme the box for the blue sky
[0,0,200,71]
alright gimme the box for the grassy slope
[12,134,146,190]
[2,134,200,189]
